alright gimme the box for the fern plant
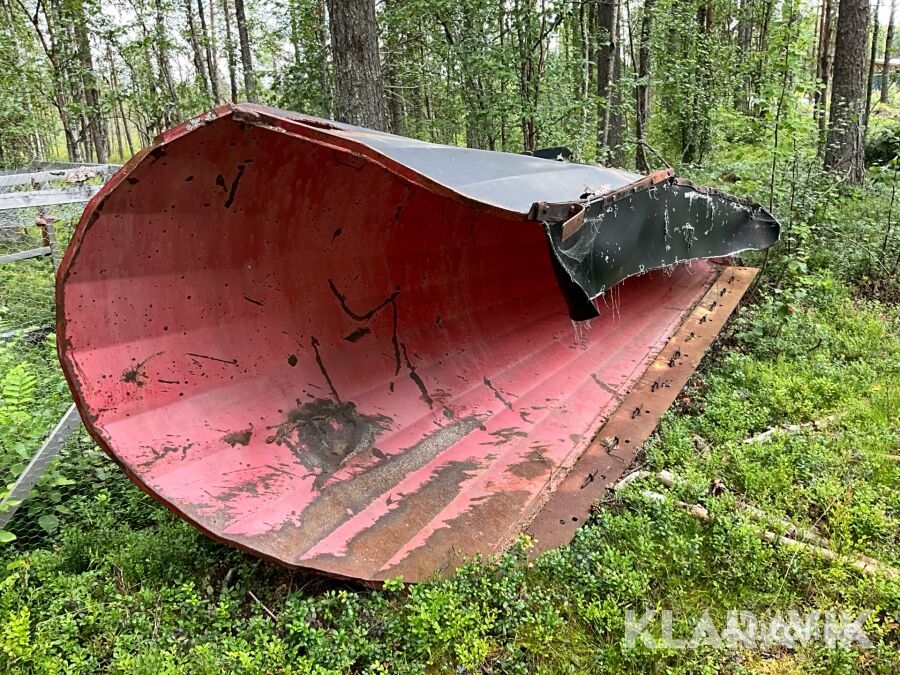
[0,363,37,426]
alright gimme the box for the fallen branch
[611,468,898,579]
[739,502,828,548]
[612,469,651,491]
[744,415,836,444]
[761,531,897,579]
[634,468,828,545]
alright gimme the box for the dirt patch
[223,429,253,447]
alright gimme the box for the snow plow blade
[57,104,779,583]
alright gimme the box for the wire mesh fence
[0,163,125,551]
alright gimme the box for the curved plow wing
[57,105,778,582]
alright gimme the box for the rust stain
[382,488,532,581]
[138,442,195,467]
[269,415,483,560]
[507,448,553,480]
[306,460,481,576]
[481,427,528,446]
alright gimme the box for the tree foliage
[0,0,885,175]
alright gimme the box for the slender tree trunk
[882,0,897,102]
[222,0,239,101]
[499,1,508,150]
[73,0,109,164]
[753,0,774,94]
[512,0,540,152]
[736,0,751,57]
[119,95,135,155]
[635,0,655,171]
[289,0,301,65]
[129,3,160,135]
[865,0,881,127]
[383,0,405,135]
[106,44,128,159]
[814,0,834,122]
[813,0,824,86]
[319,2,330,116]
[154,0,180,123]
[70,27,91,162]
[326,0,386,130]
[209,0,218,94]
[816,0,836,151]
[106,43,134,153]
[595,0,619,161]
[385,60,405,136]
[577,0,590,149]
[184,0,211,100]
[233,0,256,101]
[824,0,870,184]
[197,0,220,101]
[608,7,624,165]
[112,114,123,161]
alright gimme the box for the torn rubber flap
[533,175,780,319]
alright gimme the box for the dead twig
[248,590,278,621]
[635,140,672,170]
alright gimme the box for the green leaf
[38,514,59,533]
[0,530,16,543]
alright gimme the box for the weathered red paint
[526,266,757,553]
[58,104,750,582]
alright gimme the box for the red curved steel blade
[58,105,738,582]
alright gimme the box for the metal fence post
[0,405,82,530]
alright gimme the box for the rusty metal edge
[523,265,758,555]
